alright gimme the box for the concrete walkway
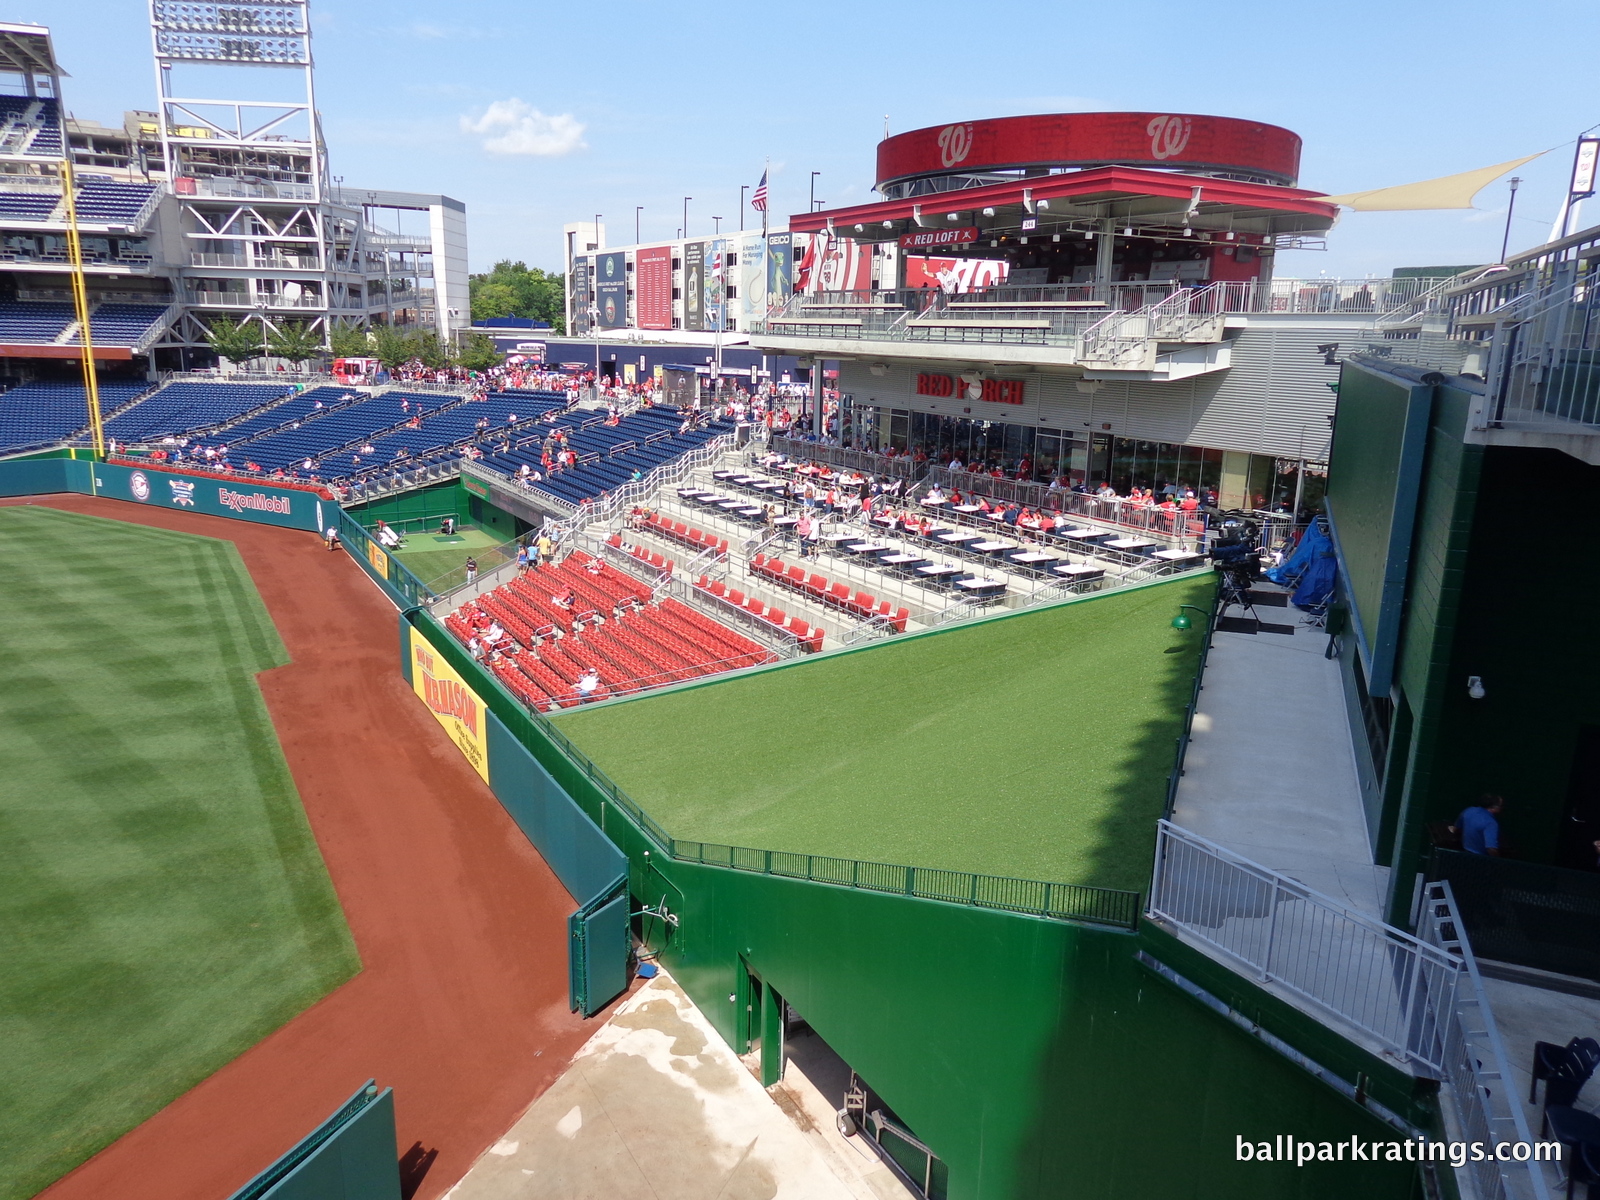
[443,973,878,1200]
[1170,608,1389,918]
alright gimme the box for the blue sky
[41,0,1600,278]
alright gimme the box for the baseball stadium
[5,6,1584,1200]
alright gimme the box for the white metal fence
[1148,821,1460,1074]
[1149,822,1552,1200]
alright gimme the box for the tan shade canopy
[1319,153,1544,211]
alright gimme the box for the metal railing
[757,278,1455,348]
[769,437,931,481]
[1147,821,1460,1076]
[1416,880,1551,1200]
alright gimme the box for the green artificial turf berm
[555,573,1214,894]
[0,507,359,1200]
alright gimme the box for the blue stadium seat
[0,96,63,158]
[0,380,153,452]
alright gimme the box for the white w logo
[1146,115,1192,161]
[937,124,974,169]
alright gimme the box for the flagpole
[762,157,769,237]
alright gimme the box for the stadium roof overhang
[788,167,1338,247]
[0,23,64,80]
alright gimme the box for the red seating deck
[750,554,907,632]
[448,553,778,711]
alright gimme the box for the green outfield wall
[398,602,1438,1199]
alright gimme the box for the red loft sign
[899,226,980,250]
[877,112,1302,190]
[916,373,1024,405]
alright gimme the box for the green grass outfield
[0,507,358,1200]
[554,574,1214,893]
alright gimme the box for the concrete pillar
[1094,218,1116,299]
[1219,450,1251,509]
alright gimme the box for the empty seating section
[216,386,358,442]
[72,304,171,347]
[311,391,565,478]
[0,301,73,343]
[447,550,778,709]
[0,191,59,220]
[0,96,63,158]
[480,405,734,505]
[72,181,157,224]
[0,380,151,450]
[630,513,729,559]
[690,570,827,652]
[750,554,907,632]
[104,382,295,440]
[228,392,455,472]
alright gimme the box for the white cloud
[460,99,586,157]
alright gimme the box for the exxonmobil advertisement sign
[92,462,321,530]
[877,112,1302,189]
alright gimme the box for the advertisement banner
[367,539,389,576]
[634,245,673,329]
[704,239,726,332]
[816,236,873,293]
[406,625,490,781]
[766,233,793,302]
[91,462,321,530]
[596,252,628,328]
[569,256,592,334]
[904,255,1010,293]
[740,235,767,320]
[682,241,704,330]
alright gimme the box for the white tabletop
[917,565,965,576]
[846,543,889,553]
[950,504,983,514]
[971,541,1011,552]
[1105,537,1156,550]
[1010,552,1056,564]
[1055,527,1099,539]
[1054,564,1104,576]
[920,497,948,506]
[937,532,981,543]
[879,554,923,565]
[1153,548,1203,561]
[956,578,1006,591]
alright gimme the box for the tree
[408,330,452,370]
[205,316,263,363]
[328,324,370,358]
[266,321,323,364]
[369,323,414,370]
[468,260,565,333]
[457,332,503,372]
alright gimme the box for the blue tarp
[1268,519,1336,609]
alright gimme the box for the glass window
[889,410,909,453]
[1035,432,1061,480]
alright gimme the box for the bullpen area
[554,573,1214,892]
[0,507,359,1200]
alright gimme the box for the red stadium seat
[892,607,909,633]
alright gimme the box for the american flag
[751,169,769,213]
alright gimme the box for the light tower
[148,1,359,348]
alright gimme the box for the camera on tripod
[1208,512,1262,581]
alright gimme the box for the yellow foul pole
[60,158,105,459]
